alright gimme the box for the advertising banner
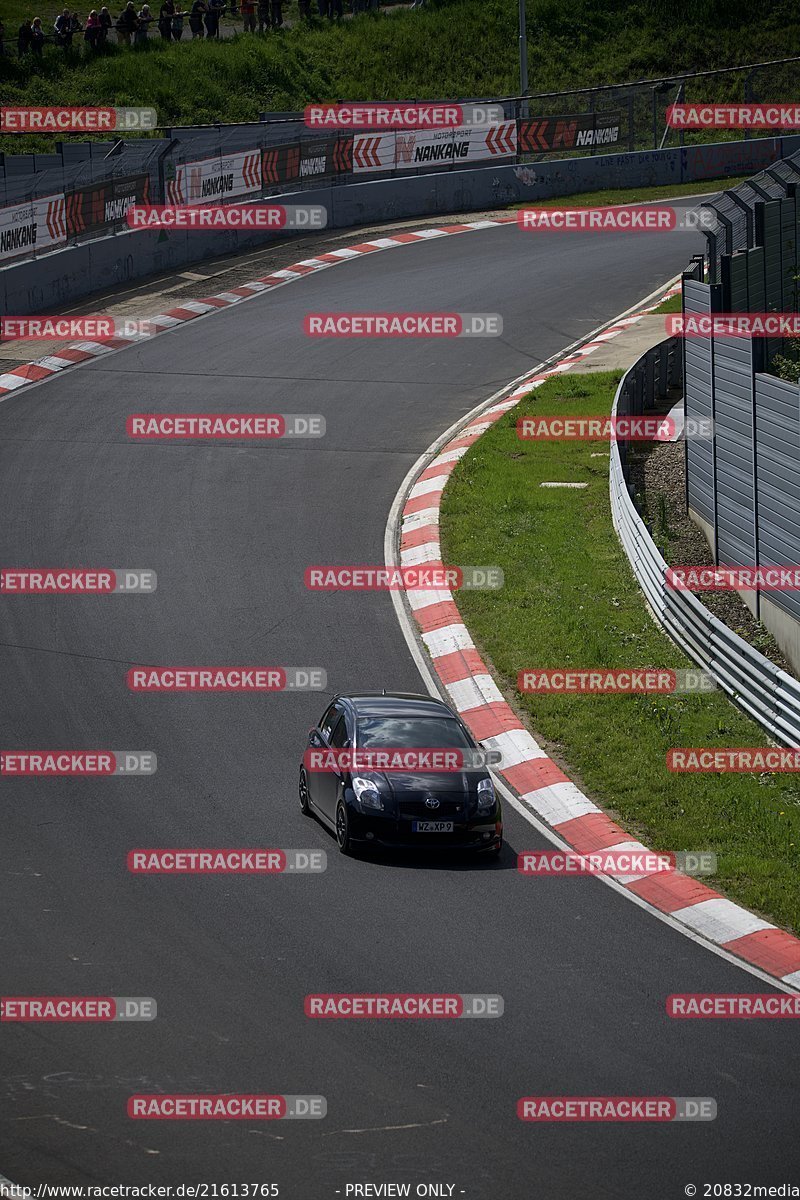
[263,136,352,185]
[518,110,623,154]
[166,151,263,205]
[354,121,517,174]
[352,131,397,173]
[65,174,150,236]
[0,192,66,262]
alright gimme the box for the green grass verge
[440,370,800,933]
[512,177,750,209]
[651,292,683,313]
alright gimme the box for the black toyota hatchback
[299,692,503,856]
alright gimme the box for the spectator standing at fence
[158,0,173,37]
[171,4,184,35]
[58,8,77,44]
[98,5,112,39]
[70,11,83,35]
[135,2,152,39]
[17,16,32,53]
[329,0,341,19]
[256,0,268,28]
[116,2,138,42]
[188,0,205,34]
[31,16,44,50]
[269,0,281,25]
[240,0,255,29]
[54,7,72,46]
[84,9,100,46]
[204,0,223,36]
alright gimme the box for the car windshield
[356,715,472,749]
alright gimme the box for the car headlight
[352,776,385,812]
[476,775,495,810]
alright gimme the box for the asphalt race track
[2,208,799,1196]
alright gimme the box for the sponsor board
[0,178,146,264]
[354,122,518,174]
[262,137,352,185]
[518,110,623,154]
[681,138,781,181]
[66,174,150,237]
[297,136,336,180]
[166,151,263,206]
[0,193,66,263]
[353,131,397,173]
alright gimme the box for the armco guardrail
[609,336,800,747]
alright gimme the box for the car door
[315,705,348,823]
[307,701,339,814]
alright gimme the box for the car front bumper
[347,807,502,851]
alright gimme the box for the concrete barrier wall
[4,137,799,315]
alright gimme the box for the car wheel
[335,800,354,855]
[299,767,311,815]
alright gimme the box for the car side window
[318,704,339,741]
[329,713,349,748]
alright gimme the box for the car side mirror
[308,728,324,748]
[479,741,503,766]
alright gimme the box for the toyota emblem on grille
[425,797,440,809]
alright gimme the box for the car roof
[338,693,458,720]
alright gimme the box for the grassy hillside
[1,0,799,138]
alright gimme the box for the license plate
[412,820,454,833]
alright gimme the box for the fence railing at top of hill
[3,54,800,266]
